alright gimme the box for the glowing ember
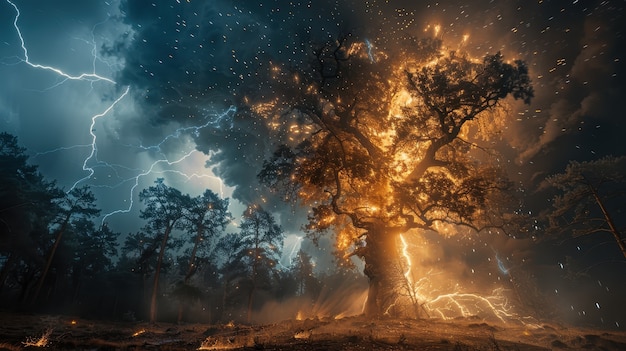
[132,329,146,337]
[22,328,52,347]
[198,337,240,350]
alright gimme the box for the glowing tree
[258,36,533,316]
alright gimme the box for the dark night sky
[1,0,625,327]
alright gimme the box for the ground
[1,312,625,350]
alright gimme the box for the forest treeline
[2,127,625,325]
[0,132,360,324]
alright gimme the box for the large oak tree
[258,36,533,316]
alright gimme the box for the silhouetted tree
[0,132,59,294]
[215,232,249,320]
[546,155,626,259]
[181,190,230,283]
[239,205,284,322]
[221,205,284,322]
[67,219,118,302]
[139,178,188,323]
[116,231,160,318]
[259,36,533,315]
[176,189,230,322]
[290,249,319,297]
[32,185,100,304]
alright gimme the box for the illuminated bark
[359,224,401,316]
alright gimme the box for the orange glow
[132,329,146,337]
[22,329,52,347]
[434,24,441,37]
[393,232,535,324]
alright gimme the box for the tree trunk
[185,223,203,282]
[590,186,626,259]
[32,213,71,304]
[150,226,172,324]
[177,302,184,324]
[362,224,401,317]
[0,252,16,292]
[247,283,256,323]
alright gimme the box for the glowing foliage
[22,328,52,347]
[259,34,532,315]
[260,36,532,241]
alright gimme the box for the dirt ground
[1,312,625,350]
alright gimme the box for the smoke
[517,14,624,164]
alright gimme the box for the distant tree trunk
[18,267,37,303]
[0,252,16,292]
[150,226,173,324]
[32,212,71,304]
[246,283,256,323]
[246,228,261,323]
[362,225,400,317]
[177,302,184,324]
[185,223,203,283]
[178,223,203,323]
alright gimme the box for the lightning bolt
[100,106,236,225]
[495,252,510,276]
[395,233,536,325]
[364,39,376,63]
[426,288,516,323]
[280,235,304,269]
[5,0,115,85]
[4,0,235,228]
[70,86,130,191]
